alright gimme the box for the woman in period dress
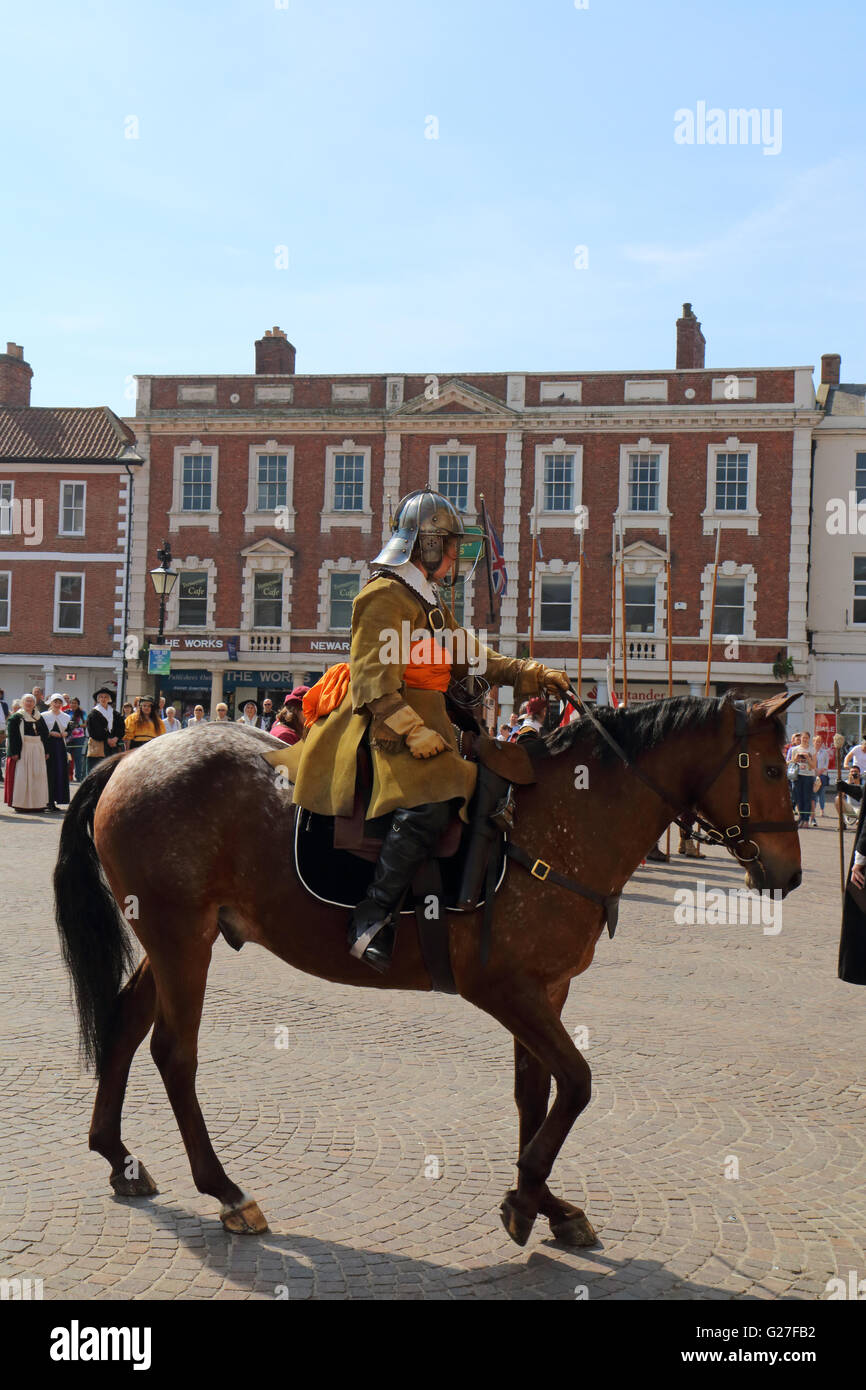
[66,696,88,782]
[86,687,126,775]
[4,693,50,812]
[41,693,71,811]
[124,695,165,750]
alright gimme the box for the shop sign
[308,637,350,654]
[223,669,295,688]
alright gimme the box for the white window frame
[317,557,370,631]
[244,442,296,533]
[533,440,584,530]
[169,441,221,532]
[240,540,294,634]
[0,570,10,630]
[616,544,669,641]
[616,441,671,536]
[535,560,578,636]
[165,557,217,632]
[322,442,372,533]
[852,555,866,627]
[702,439,760,535]
[54,571,85,634]
[0,481,14,537]
[700,561,757,641]
[58,480,87,537]
[428,441,477,520]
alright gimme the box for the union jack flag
[485,517,508,597]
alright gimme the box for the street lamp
[149,540,178,711]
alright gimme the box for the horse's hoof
[220,1198,269,1234]
[500,1193,536,1247]
[110,1162,159,1197]
[550,1210,599,1246]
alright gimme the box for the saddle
[293,734,537,991]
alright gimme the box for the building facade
[0,342,140,706]
[807,352,866,754]
[127,311,816,718]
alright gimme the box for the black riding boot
[348,801,452,973]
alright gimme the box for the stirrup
[348,916,390,960]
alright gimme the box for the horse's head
[692,693,802,897]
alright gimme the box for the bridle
[570,693,796,867]
[503,691,797,941]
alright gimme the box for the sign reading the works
[223,669,295,688]
[162,636,231,651]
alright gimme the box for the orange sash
[303,663,351,728]
[403,637,452,692]
[303,638,452,728]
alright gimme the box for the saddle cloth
[293,803,507,915]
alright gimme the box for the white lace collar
[381,559,438,605]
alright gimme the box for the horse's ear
[749,691,801,723]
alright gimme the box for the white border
[244,442,295,533]
[58,479,87,537]
[54,571,85,634]
[169,441,221,532]
[322,442,372,533]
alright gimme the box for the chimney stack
[675,303,706,370]
[0,342,33,408]
[255,326,296,375]
[821,353,841,387]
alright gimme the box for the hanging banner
[814,711,837,770]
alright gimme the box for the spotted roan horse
[54,692,801,1244]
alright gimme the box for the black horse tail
[54,758,135,1077]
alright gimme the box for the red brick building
[128,309,815,718]
[0,342,140,706]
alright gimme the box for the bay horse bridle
[503,691,797,941]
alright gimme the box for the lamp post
[149,540,178,713]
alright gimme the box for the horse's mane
[543,691,785,764]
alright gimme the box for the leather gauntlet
[514,660,571,701]
[367,693,447,759]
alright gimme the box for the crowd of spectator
[0,684,310,814]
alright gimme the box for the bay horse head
[687,691,802,897]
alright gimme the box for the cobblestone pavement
[0,797,863,1301]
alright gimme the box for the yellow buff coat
[292,574,553,822]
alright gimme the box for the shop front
[160,668,214,721]
[223,667,312,715]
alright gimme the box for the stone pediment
[395,378,517,417]
[240,537,295,559]
[622,540,668,566]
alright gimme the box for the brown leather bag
[87,737,105,758]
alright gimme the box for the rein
[504,691,796,937]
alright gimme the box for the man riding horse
[292,487,570,973]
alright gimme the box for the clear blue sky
[2,0,864,413]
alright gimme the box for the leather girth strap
[411,859,458,994]
[505,842,621,939]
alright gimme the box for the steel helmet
[374,486,465,582]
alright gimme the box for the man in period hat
[293,486,570,973]
[86,687,125,774]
